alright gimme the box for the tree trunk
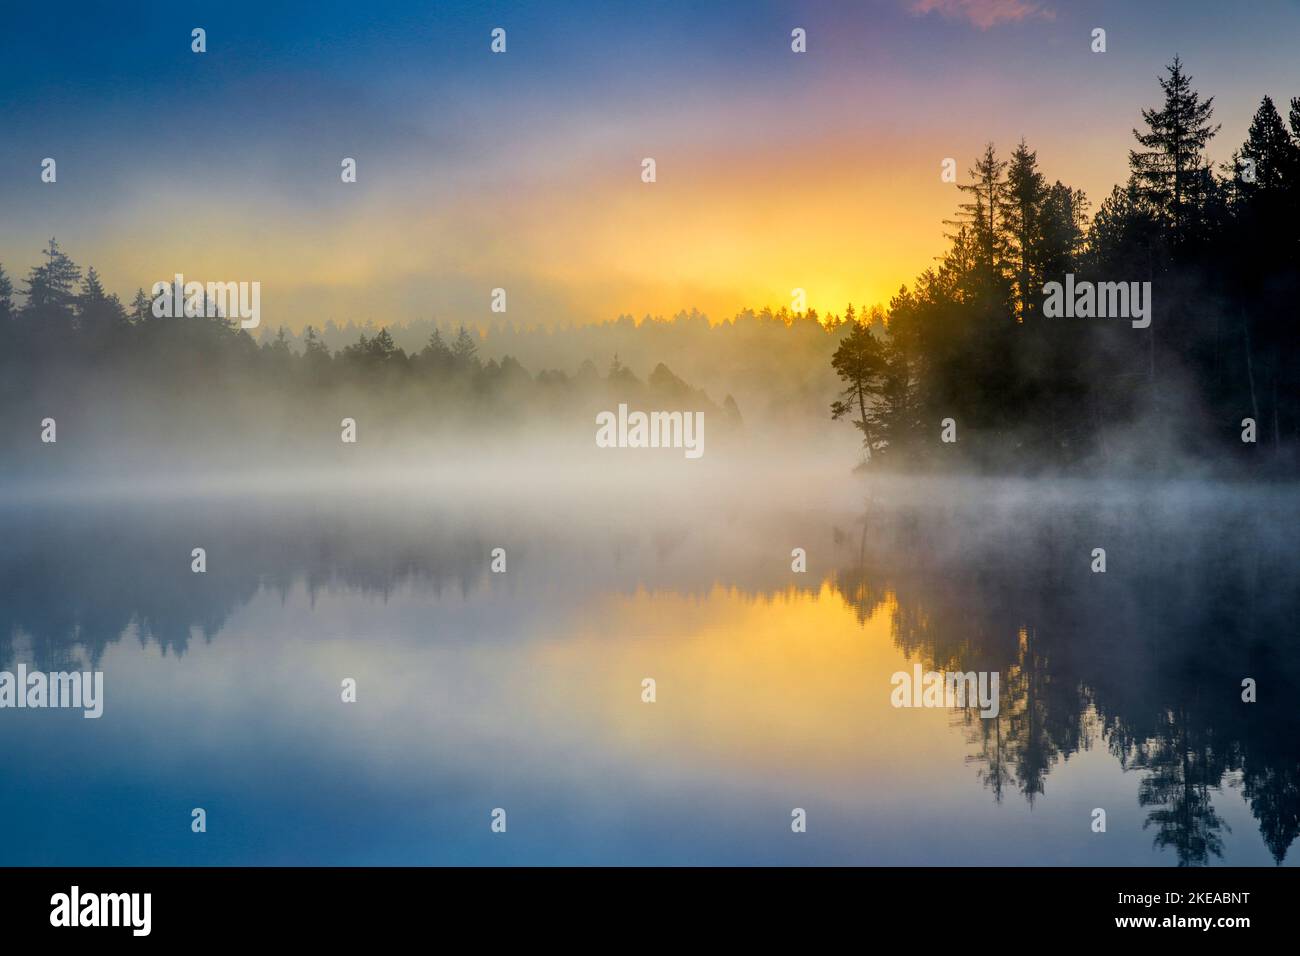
[858,383,874,461]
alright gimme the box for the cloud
[909,0,1054,29]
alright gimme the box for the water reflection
[834,485,1300,865]
[1,482,1296,865]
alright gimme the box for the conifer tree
[1130,56,1220,251]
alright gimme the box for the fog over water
[2,469,1296,865]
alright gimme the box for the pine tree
[452,325,479,367]
[420,327,454,375]
[867,335,921,458]
[270,325,293,354]
[372,326,398,359]
[303,325,329,354]
[1036,181,1089,281]
[77,266,127,335]
[830,321,886,460]
[301,325,333,382]
[1004,140,1047,319]
[0,264,13,325]
[1229,95,1300,459]
[130,288,153,325]
[1231,94,1300,259]
[1129,57,1220,251]
[23,237,82,328]
[1234,95,1300,197]
[948,144,1010,291]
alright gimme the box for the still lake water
[2,475,1297,865]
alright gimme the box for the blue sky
[2,0,1297,327]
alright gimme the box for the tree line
[832,57,1299,474]
[3,56,1296,474]
[0,242,516,387]
[0,240,744,440]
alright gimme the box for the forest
[831,58,1299,474]
[1,58,1295,477]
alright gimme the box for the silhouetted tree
[451,324,480,370]
[1130,56,1220,254]
[0,264,14,326]
[830,320,885,460]
[1004,139,1047,320]
[949,143,1011,302]
[77,266,128,338]
[22,238,81,338]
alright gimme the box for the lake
[2,474,1296,865]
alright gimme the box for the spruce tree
[1004,140,1047,319]
[1129,57,1219,251]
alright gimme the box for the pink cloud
[909,0,1055,29]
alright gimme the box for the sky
[1,0,1298,331]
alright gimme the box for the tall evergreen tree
[1004,140,1048,320]
[130,287,153,325]
[303,325,329,355]
[1129,57,1220,252]
[372,326,398,358]
[77,266,127,336]
[418,326,454,377]
[1228,94,1300,457]
[830,321,885,460]
[1234,95,1300,198]
[22,238,82,331]
[1036,181,1089,280]
[948,144,1010,291]
[451,325,480,369]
